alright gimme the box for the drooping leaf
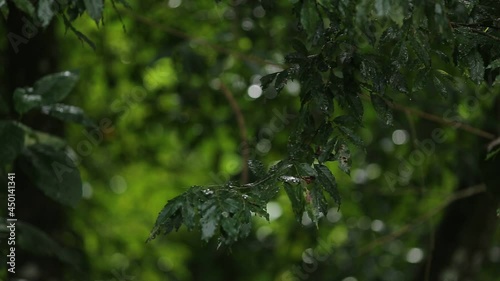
[300,0,321,36]
[41,104,95,127]
[83,0,104,24]
[468,50,485,84]
[284,182,305,220]
[295,162,318,178]
[0,121,25,166]
[337,125,364,147]
[275,70,290,93]
[18,144,82,207]
[260,73,278,90]
[486,58,500,70]
[37,0,56,27]
[370,93,393,126]
[12,0,35,18]
[314,164,341,207]
[309,182,328,222]
[248,159,267,179]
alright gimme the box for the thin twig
[119,8,286,68]
[389,101,496,140]
[220,82,249,184]
[359,184,486,256]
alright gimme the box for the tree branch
[220,82,249,184]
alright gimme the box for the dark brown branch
[389,101,497,140]
[220,82,249,184]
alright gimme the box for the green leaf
[260,73,277,90]
[337,125,364,147]
[200,199,218,241]
[309,182,328,220]
[410,37,431,67]
[37,0,56,27]
[467,50,484,84]
[486,147,500,160]
[370,93,393,126]
[318,137,337,163]
[275,70,289,93]
[33,71,79,103]
[284,182,305,220]
[486,58,500,70]
[19,144,82,207]
[13,88,40,114]
[300,0,321,36]
[295,162,318,177]
[248,160,266,179]
[148,195,184,241]
[314,164,341,207]
[375,0,391,17]
[12,0,35,18]
[83,0,103,24]
[13,71,79,114]
[41,104,95,127]
[0,121,25,166]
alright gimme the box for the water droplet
[203,189,214,195]
[242,194,249,200]
[280,176,300,184]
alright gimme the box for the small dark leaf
[468,50,485,84]
[260,73,278,90]
[275,70,290,93]
[248,160,266,179]
[318,137,337,163]
[370,93,393,126]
